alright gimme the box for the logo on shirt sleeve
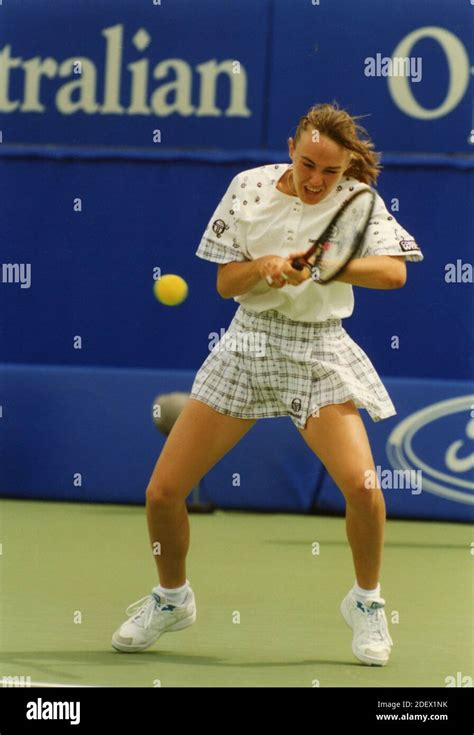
[399,239,420,252]
[212,219,229,239]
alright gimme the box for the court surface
[0,499,472,688]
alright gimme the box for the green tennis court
[0,499,472,688]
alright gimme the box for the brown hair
[293,102,382,185]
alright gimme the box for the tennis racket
[289,188,376,284]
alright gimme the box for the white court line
[28,681,110,688]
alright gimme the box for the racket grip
[291,258,305,271]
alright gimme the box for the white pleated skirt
[190,306,396,429]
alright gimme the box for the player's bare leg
[112,399,256,652]
[297,400,385,587]
[296,400,392,665]
[146,398,256,588]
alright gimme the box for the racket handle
[291,258,305,271]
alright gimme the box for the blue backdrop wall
[1,0,472,378]
[1,157,472,378]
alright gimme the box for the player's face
[288,131,352,205]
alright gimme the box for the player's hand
[259,254,312,287]
[286,251,312,284]
[288,250,339,282]
[258,255,292,288]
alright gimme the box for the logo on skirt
[291,398,302,413]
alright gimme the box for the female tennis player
[112,103,423,666]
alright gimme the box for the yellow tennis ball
[153,274,188,306]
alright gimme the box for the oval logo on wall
[387,395,474,505]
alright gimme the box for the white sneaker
[340,592,393,666]
[112,587,196,653]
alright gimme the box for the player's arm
[217,261,262,299]
[217,256,306,298]
[335,255,407,289]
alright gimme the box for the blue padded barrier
[1,364,472,520]
[0,363,324,510]
[314,379,474,522]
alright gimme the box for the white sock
[352,581,381,603]
[153,579,190,606]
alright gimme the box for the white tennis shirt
[196,163,423,322]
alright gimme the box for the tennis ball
[153,274,188,306]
